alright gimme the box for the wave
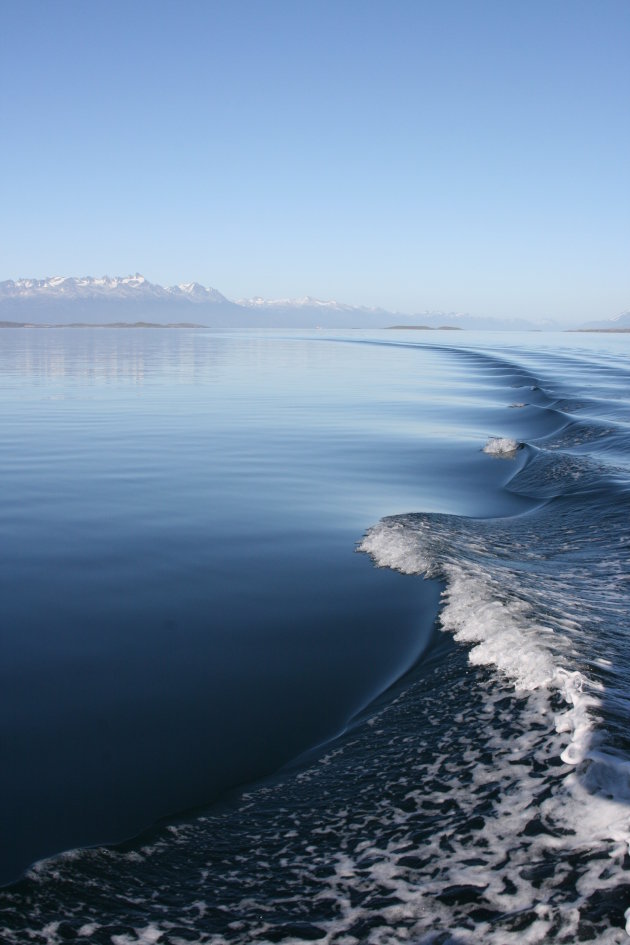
[358,349,630,940]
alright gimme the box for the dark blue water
[1,328,630,943]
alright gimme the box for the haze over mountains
[0,275,624,330]
[580,310,630,330]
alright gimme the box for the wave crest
[483,435,522,456]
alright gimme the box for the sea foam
[359,505,630,853]
[482,435,521,456]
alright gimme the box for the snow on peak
[235,294,361,312]
[0,274,228,305]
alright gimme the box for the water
[1,328,629,943]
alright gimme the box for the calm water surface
[1,327,514,880]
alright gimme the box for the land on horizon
[1,274,626,332]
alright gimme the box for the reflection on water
[0,328,225,386]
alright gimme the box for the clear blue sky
[1,0,628,321]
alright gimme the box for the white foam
[483,435,521,455]
[356,514,630,940]
[438,565,557,690]
[111,926,162,945]
[359,515,630,865]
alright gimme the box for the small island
[386,325,463,331]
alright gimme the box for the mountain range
[0,274,473,328]
[0,275,624,330]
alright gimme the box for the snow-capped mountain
[236,295,388,315]
[0,275,417,327]
[234,295,542,329]
[0,275,244,327]
[0,274,565,329]
[0,275,228,305]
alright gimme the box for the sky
[1,0,628,322]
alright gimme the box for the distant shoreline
[1,322,628,333]
[386,325,463,331]
[0,322,465,331]
[0,322,468,331]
